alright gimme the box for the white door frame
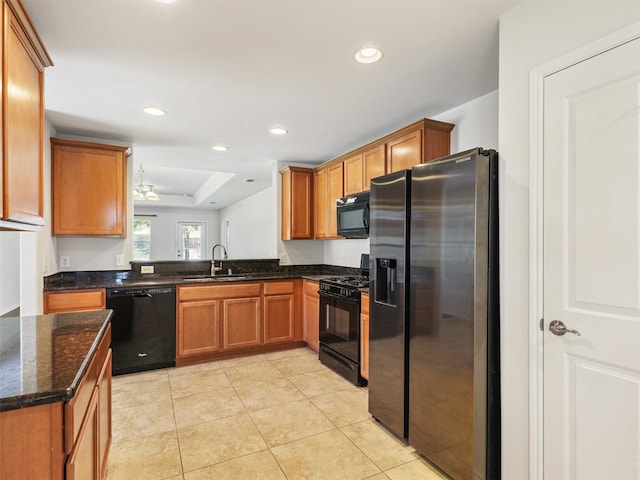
[528,20,640,480]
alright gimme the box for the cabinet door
[360,293,370,381]
[223,297,261,350]
[327,162,344,237]
[177,300,221,357]
[386,128,423,172]
[3,6,47,226]
[281,167,313,240]
[66,390,98,480]
[302,281,320,352]
[343,153,364,196]
[363,145,386,188]
[263,295,295,344]
[52,139,128,236]
[97,350,112,480]
[0,402,65,480]
[314,167,329,238]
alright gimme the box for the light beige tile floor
[106,347,448,480]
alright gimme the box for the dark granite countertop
[0,310,112,411]
[44,260,362,291]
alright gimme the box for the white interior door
[543,36,640,479]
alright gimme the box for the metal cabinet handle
[549,320,581,336]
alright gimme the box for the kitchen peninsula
[0,310,112,479]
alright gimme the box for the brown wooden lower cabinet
[302,280,320,352]
[0,402,65,479]
[71,347,111,480]
[263,294,295,344]
[177,300,221,356]
[44,289,106,314]
[66,328,112,480]
[223,297,261,350]
[66,390,98,480]
[360,292,370,381]
[263,280,298,345]
[176,280,303,365]
[0,326,112,480]
[97,351,112,480]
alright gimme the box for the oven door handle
[318,290,360,304]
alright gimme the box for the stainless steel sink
[182,274,247,283]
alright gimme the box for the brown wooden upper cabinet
[386,129,422,172]
[280,166,314,240]
[314,162,343,239]
[280,118,454,241]
[51,138,129,237]
[363,145,386,190]
[0,0,53,231]
[343,153,364,196]
[343,144,387,196]
[386,119,454,172]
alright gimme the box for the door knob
[549,320,581,336]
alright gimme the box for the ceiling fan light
[145,189,159,201]
[134,165,160,201]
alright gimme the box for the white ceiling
[23,0,520,209]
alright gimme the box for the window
[133,219,151,260]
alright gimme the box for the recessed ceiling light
[355,47,382,64]
[212,145,228,152]
[143,106,165,116]
[269,127,288,135]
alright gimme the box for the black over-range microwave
[336,191,370,238]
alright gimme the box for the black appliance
[336,191,370,238]
[369,148,500,480]
[106,286,176,376]
[318,257,369,386]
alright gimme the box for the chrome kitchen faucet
[211,243,228,275]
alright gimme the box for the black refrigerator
[368,148,500,480]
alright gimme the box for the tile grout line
[111,348,438,479]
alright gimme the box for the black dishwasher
[106,286,176,376]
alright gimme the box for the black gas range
[318,255,370,386]
[319,275,369,298]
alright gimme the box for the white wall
[19,120,57,315]
[134,206,220,261]
[219,187,276,259]
[498,2,640,478]
[0,232,20,315]
[434,89,498,152]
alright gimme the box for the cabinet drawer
[303,280,319,297]
[44,289,106,314]
[178,283,261,301]
[64,325,111,453]
[263,280,294,296]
